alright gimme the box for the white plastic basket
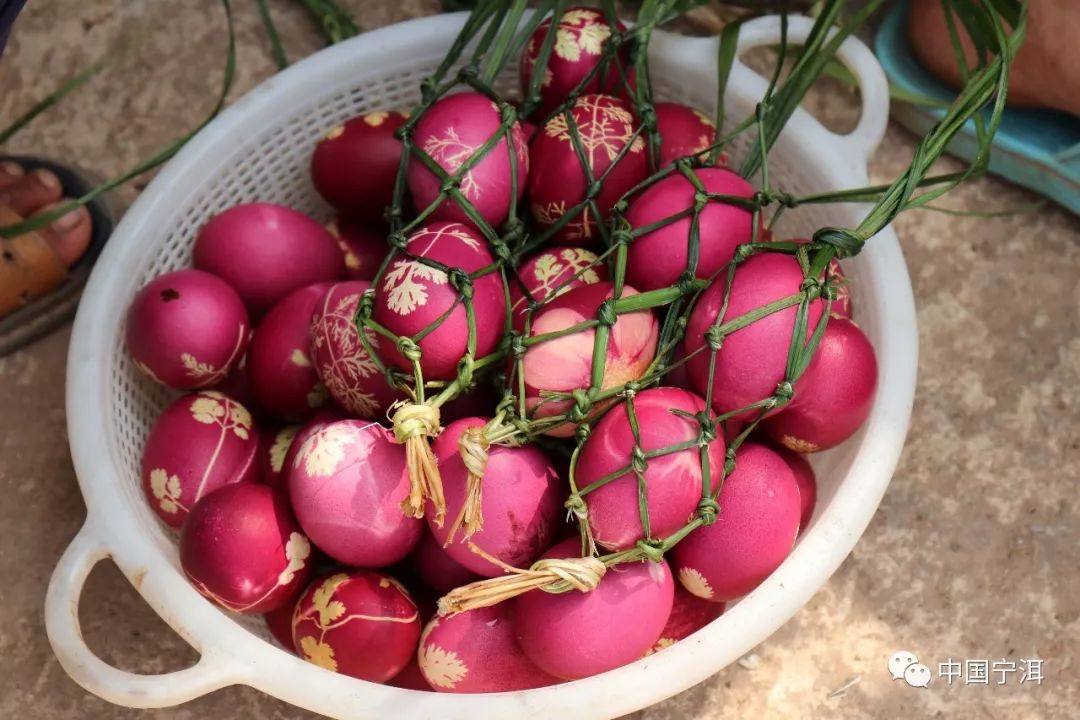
[47,12,916,720]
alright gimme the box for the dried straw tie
[446,426,490,543]
[391,402,446,525]
[438,543,607,616]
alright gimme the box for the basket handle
[45,522,244,708]
[736,14,890,165]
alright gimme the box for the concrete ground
[1,1,1077,718]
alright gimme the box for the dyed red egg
[520,7,633,119]
[141,391,258,528]
[292,571,421,682]
[529,94,647,245]
[373,222,506,380]
[180,483,312,614]
[670,443,800,602]
[280,408,346,485]
[409,530,481,594]
[510,246,607,331]
[775,444,816,531]
[264,601,299,652]
[419,605,557,693]
[126,269,250,390]
[684,253,825,419]
[649,584,726,653]
[625,168,756,292]
[655,101,718,167]
[258,424,300,491]
[514,538,674,679]
[389,657,433,691]
[310,110,409,222]
[194,203,345,315]
[310,281,401,418]
[432,429,563,577]
[289,419,423,567]
[576,387,726,550]
[247,283,332,421]
[327,216,386,282]
[762,316,877,452]
[522,281,658,436]
[408,92,528,229]
[770,236,852,319]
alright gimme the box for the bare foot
[908,0,1080,117]
[0,161,93,268]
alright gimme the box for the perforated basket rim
[50,12,916,720]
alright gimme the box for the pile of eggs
[124,6,877,691]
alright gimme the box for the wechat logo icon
[889,650,931,688]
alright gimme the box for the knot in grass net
[347,0,1026,609]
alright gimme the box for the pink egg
[625,168,756,292]
[310,110,409,222]
[522,282,658,436]
[247,283,333,422]
[654,102,719,167]
[510,246,607,331]
[310,281,401,418]
[529,94,648,245]
[409,530,481,594]
[684,253,825,419]
[649,584,725,653]
[431,427,563,577]
[141,391,259,528]
[180,483,312,614]
[769,236,852,318]
[514,538,674,679]
[126,269,250,390]
[431,416,487,462]
[670,443,801,602]
[327,216,387,282]
[576,387,726,550]
[292,570,421,682]
[762,316,877,452]
[419,604,557,693]
[208,352,259,411]
[519,7,634,119]
[264,601,298,652]
[774,444,816,531]
[258,424,300,491]
[407,92,528,228]
[289,419,423,567]
[280,408,347,484]
[194,203,345,315]
[373,222,506,380]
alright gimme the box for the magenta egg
[289,419,423,567]
[247,283,333,421]
[670,442,801,602]
[654,102,718,167]
[514,538,674,679]
[419,604,557,692]
[310,110,409,222]
[684,252,825,419]
[389,657,433,691]
[292,570,421,682]
[280,408,347,485]
[576,387,726,550]
[529,94,647,245]
[520,7,634,119]
[775,444,816,531]
[510,246,607,331]
[209,356,259,412]
[126,269,250,390]
[431,416,486,462]
[522,281,658,436]
[259,424,300,491]
[194,203,345,315]
[373,222,506,380]
[625,168,756,292]
[762,316,877,452]
[310,281,401,418]
[264,601,298,652]
[770,236,852,318]
[650,584,725,653]
[408,92,528,228]
[327,216,387,282]
[180,483,312,614]
[432,431,563,577]
[141,391,259,528]
[409,530,481,594]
